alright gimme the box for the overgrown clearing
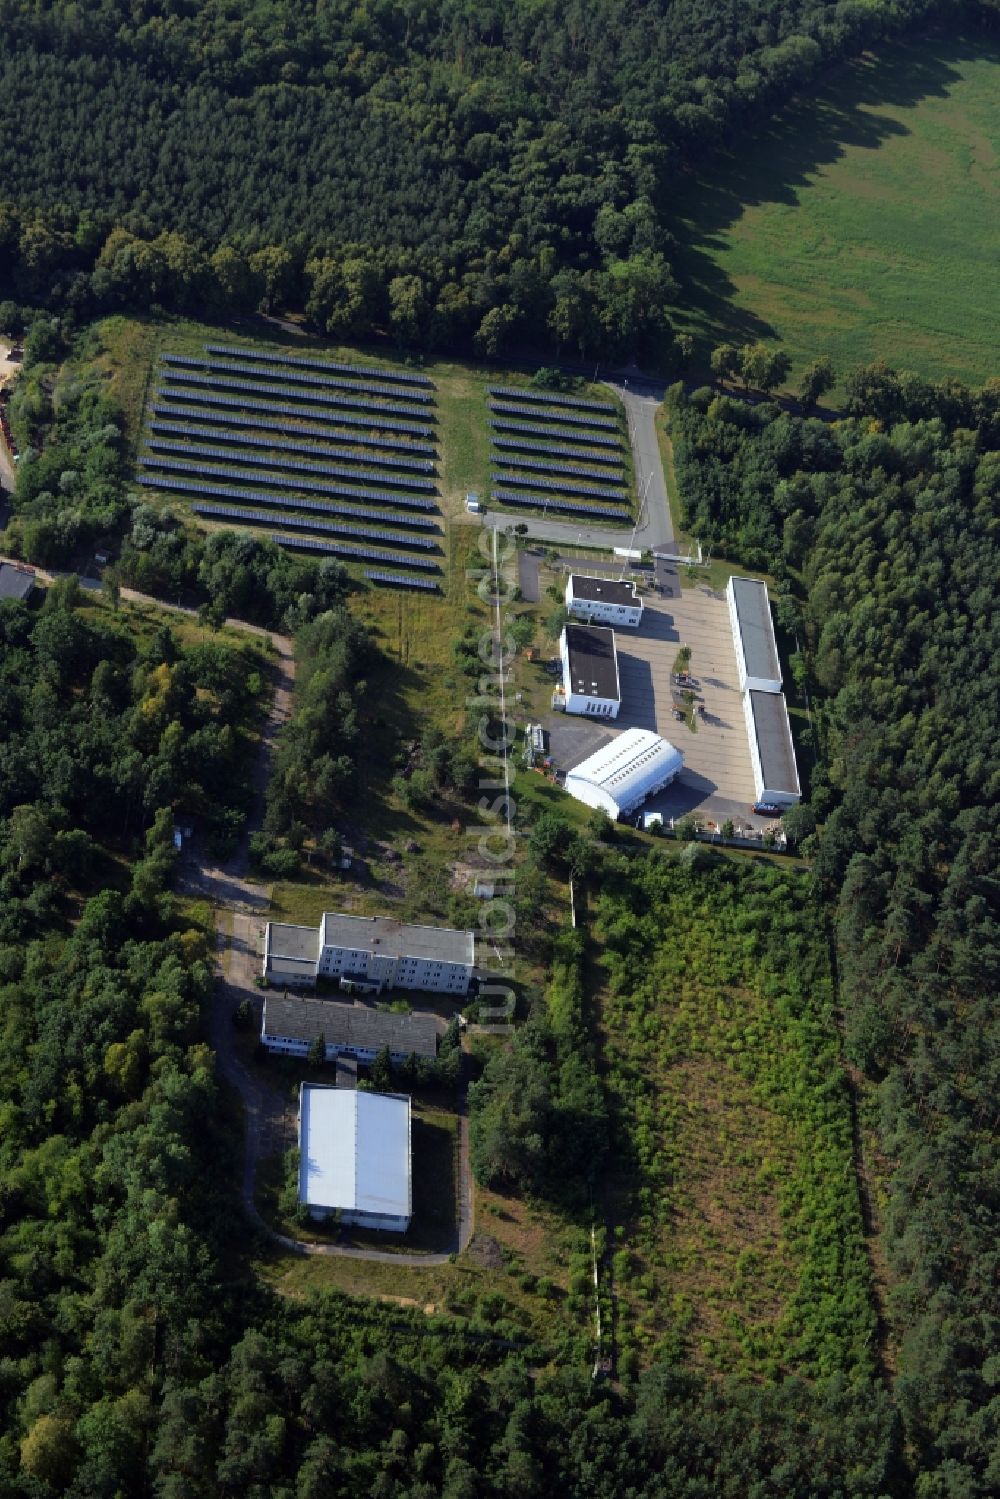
[669,31,1000,389]
[593,854,875,1380]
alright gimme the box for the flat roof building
[263,912,475,996]
[557,623,621,718]
[727,576,782,694]
[0,561,36,602]
[564,727,683,819]
[743,689,801,807]
[262,994,439,1063]
[298,1084,412,1232]
[566,574,643,628]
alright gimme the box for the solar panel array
[488,419,619,449]
[205,344,432,387]
[491,490,629,522]
[492,436,621,467]
[498,453,625,484]
[488,402,618,432]
[148,421,434,469]
[160,366,432,420]
[191,504,437,550]
[487,385,614,414]
[485,382,634,525]
[163,353,434,404]
[137,477,437,529]
[138,344,447,591]
[365,570,439,591]
[143,445,436,491]
[154,389,433,436]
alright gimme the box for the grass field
[669,31,1000,390]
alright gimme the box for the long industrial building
[263,912,475,995]
[563,728,683,819]
[727,575,782,694]
[261,994,439,1063]
[298,1084,412,1232]
[743,689,801,807]
[556,622,621,717]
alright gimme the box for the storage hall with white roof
[298,1083,412,1232]
[563,727,683,819]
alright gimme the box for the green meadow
[669,31,1000,390]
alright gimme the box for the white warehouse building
[564,728,683,819]
[726,576,783,694]
[263,912,475,996]
[565,574,643,628]
[298,1084,412,1232]
[556,623,621,718]
[743,689,801,807]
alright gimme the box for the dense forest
[670,365,1000,1490]
[0,0,975,359]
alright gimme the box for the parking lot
[545,584,762,827]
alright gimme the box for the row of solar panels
[491,436,621,467]
[272,533,439,570]
[139,458,437,508]
[365,569,439,591]
[488,418,619,450]
[152,398,434,442]
[488,401,617,432]
[204,344,433,388]
[163,354,434,405]
[491,472,625,501]
[160,369,433,422]
[491,489,629,522]
[487,385,613,414]
[495,453,625,484]
[137,476,438,526]
[191,504,437,551]
[143,446,436,493]
[147,422,435,472]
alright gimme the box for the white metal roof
[565,728,683,812]
[299,1085,411,1219]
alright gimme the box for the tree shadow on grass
[669,30,1000,353]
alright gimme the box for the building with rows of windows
[263,912,475,997]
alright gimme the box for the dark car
[752,801,783,817]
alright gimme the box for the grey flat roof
[748,690,800,796]
[564,623,620,700]
[571,574,638,606]
[731,577,781,684]
[268,922,321,963]
[320,912,474,966]
[265,995,439,1057]
[0,562,36,601]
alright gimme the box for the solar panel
[151,399,434,441]
[159,370,434,421]
[487,401,618,431]
[136,476,438,525]
[139,458,436,509]
[493,453,626,483]
[147,420,435,470]
[492,437,623,467]
[490,490,629,521]
[203,344,433,387]
[142,446,436,491]
[365,570,439,592]
[190,504,437,549]
[488,419,620,449]
[487,385,614,414]
[490,472,627,501]
[163,354,434,404]
[271,534,440,570]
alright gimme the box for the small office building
[726,575,782,694]
[563,728,683,819]
[298,1084,412,1232]
[557,623,621,718]
[743,689,801,807]
[565,574,643,628]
